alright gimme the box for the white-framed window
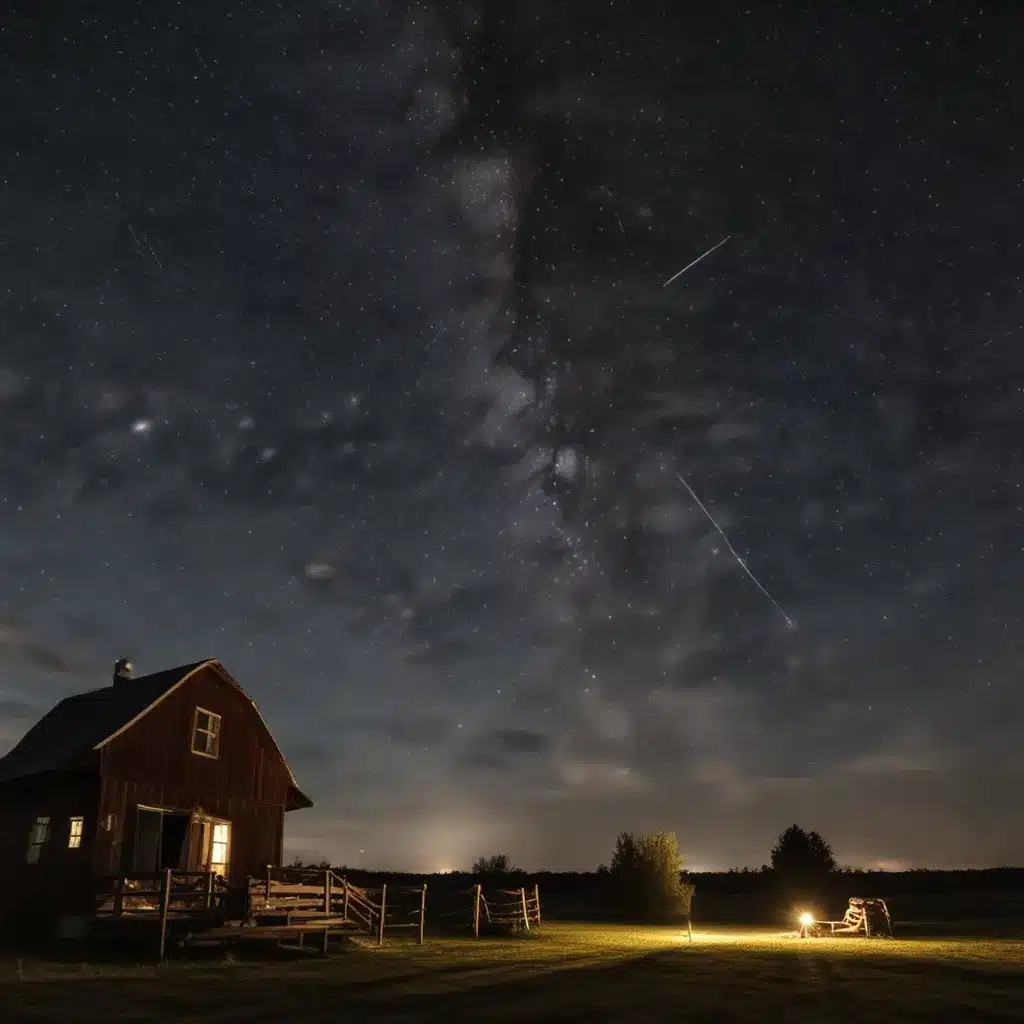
[191,707,222,758]
[210,822,229,876]
[26,815,51,864]
[68,816,84,849]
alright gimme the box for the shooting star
[129,224,163,270]
[677,472,795,629]
[662,234,732,288]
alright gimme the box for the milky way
[0,2,1020,870]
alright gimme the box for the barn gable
[0,659,312,810]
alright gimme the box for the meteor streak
[677,472,795,629]
[662,234,732,288]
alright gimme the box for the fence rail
[95,871,231,919]
[249,868,427,946]
[472,884,541,937]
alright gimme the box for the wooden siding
[0,772,100,928]
[94,778,284,880]
[95,664,292,881]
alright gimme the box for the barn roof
[0,659,313,808]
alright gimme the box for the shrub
[610,831,691,918]
[472,853,515,876]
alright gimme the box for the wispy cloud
[0,619,80,676]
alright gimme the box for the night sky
[1,3,1020,872]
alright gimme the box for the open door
[160,813,190,870]
[133,809,162,872]
[191,816,231,878]
[132,807,192,872]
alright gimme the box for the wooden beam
[157,868,173,962]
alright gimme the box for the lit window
[191,707,221,758]
[26,815,51,864]
[210,822,229,875]
[68,816,84,848]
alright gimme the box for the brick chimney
[112,657,134,686]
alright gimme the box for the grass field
[2,922,1022,1022]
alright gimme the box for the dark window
[26,815,50,863]
[191,707,221,758]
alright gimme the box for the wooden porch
[91,866,426,959]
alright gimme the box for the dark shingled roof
[0,661,209,785]
[0,661,313,808]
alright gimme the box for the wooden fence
[472,884,541,937]
[91,868,544,959]
[247,867,427,946]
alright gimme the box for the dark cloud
[460,728,553,773]
[0,621,80,677]
[490,729,551,755]
[378,714,455,748]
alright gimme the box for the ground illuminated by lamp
[2,923,1021,1022]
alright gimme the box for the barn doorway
[132,807,192,872]
[193,817,231,878]
[161,813,190,869]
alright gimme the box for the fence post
[113,876,124,917]
[419,884,427,945]
[157,868,173,962]
[343,879,350,922]
[473,884,481,938]
[378,884,387,946]
[266,864,272,907]
[204,871,214,910]
[520,887,530,931]
[323,868,331,916]
[533,884,541,930]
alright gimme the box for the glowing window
[68,816,84,848]
[26,815,51,864]
[191,707,221,758]
[210,822,229,875]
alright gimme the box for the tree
[472,853,514,876]
[609,831,691,918]
[769,825,836,889]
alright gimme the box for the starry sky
[1,3,1020,872]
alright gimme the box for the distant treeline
[287,862,1024,896]
[685,867,1024,895]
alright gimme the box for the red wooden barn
[0,657,312,935]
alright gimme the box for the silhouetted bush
[609,831,691,919]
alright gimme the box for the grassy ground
[2,922,1022,1022]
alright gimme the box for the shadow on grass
[896,920,1024,940]
[4,932,1024,1024]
